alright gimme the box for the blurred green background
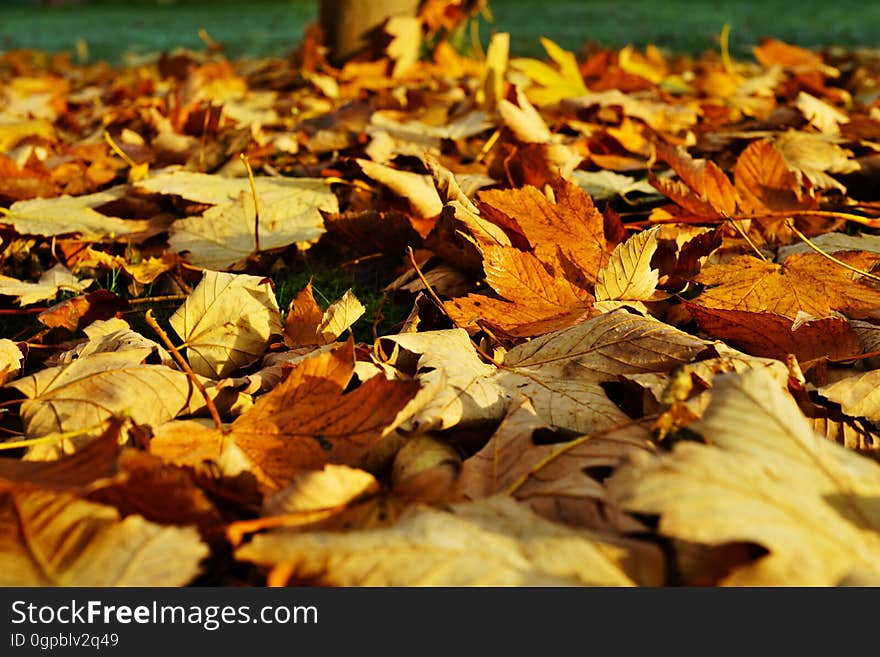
[1,0,879,64]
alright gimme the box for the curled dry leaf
[236,496,663,586]
[816,371,880,425]
[459,397,654,531]
[169,270,282,378]
[0,338,23,384]
[608,368,880,585]
[381,328,505,431]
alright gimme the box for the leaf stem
[240,153,261,254]
[786,220,880,283]
[406,246,505,368]
[144,309,224,431]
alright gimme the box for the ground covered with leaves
[3,6,880,586]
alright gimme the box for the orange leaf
[695,252,880,320]
[446,245,595,337]
[477,181,610,281]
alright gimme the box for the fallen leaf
[380,328,505,431]
[459,397,654,530]
[607,368,880,585]
[684,303,862,363]
[236,496,663,586]
[0,490,207,585]
[695,252,880,320]
[217,340,419,491]
[1,187,149,239]
[476,181,609,280]
[0,263,92,306]
[595,226,664,302]
[169,270,282,378]
[816,371,880,424]
[0,339,23,384]
[7,350,235,445]
[496,309,709,433]
[446,245,595,337]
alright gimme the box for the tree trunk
[319,0,420,65]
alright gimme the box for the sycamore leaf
[511,38,589,107]
[283,281,325,348]
[816,371,880,424]
[459,397,654,530]
[446,245,595,337]
[381,329,505,431]
[169,185,333,270]
[0,264,93,306]
[283,284,365,348]
[476,182,609,281]
[317,290,365,343]
[6,351,234,443]
[607,368,880,586]
[652,141,738,218]
[695,253,880,320]
[236,496,663,586]
[1,187,149,239]
[169,270,283,378]
[496,309,709,433]
[0,491,207,586]
[164,341,420,492]
[684,303,862,363]
[733,138,816,215]
[595,226,663,302]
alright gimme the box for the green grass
[2,0,879,65]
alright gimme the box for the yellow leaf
[0,491,207,586]
[169,270,282,378]
[236,496,663,586]
[511,37,588,107]
[608,368,880,585]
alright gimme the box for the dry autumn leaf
[236,496,663,586]
[160,340,420,492]
[0,490,208,586]
[496,309,709,433]
[695,252,880,320]
[169,270,283,378]
[607,368,880,585]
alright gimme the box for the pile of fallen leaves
[3,12,880,586]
